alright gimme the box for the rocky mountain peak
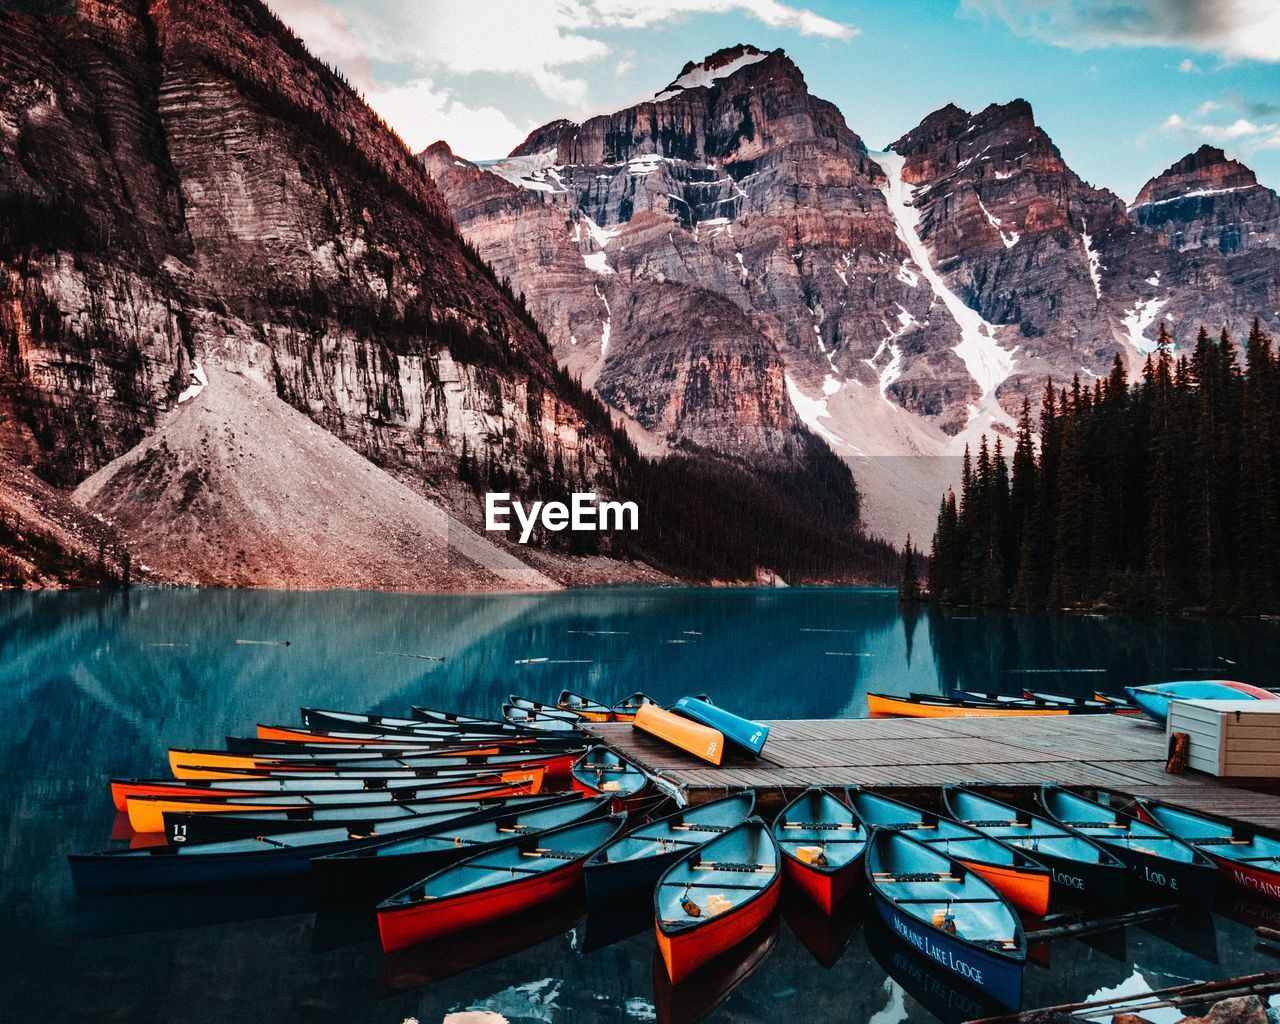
[1133,144,1260,207]
[1131,145,1277,252]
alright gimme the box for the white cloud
[962,0,1280,63]
[266,0,858,155]
[1160,109,1280,152]
[365,80,530,159]
[1178,57,1201,73]
[271,1,857,107]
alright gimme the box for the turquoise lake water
[1,586,1278,1023]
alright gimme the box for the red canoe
[772,788,867,914]
[376,814,626,952]
[654,819,781,983]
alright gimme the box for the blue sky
[269,0,1280,200]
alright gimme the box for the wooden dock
[584,714,1280,824]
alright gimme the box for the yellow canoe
[633,704,724,766]
[866,693,1070,719]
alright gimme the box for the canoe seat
[694,860,769,873]
[523,848,583,861]
[965,819,1026,827]
[1191,836,1246,845]
[672,823,733,833]
[1058,820,1123,828]
[783,822,859,831]
[875,822,931,832]
[876,871,955,883]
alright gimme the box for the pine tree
[898,534,921,603]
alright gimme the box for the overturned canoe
[942,786,1128,907]
[654,818,781,983]
[1040,786,1218,908]
[772,787,867,914]
[584,792,756,907]
[376,813,627,951]
[634,704,724,766]
[867,831,1025,1010]
[670,696,769,756]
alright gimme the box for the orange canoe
[125,779,532,833]
[866,693,1070,719]
[634,704,724,766]
[167,745,508,777]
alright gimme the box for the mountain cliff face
[0,0,671,587]
[1132,145,1280,253]
[426,48,1280,539]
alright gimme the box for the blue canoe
[867,831,1025,1011]
[1124,680,1274,725]
[670,696,769,756]
[583,791,756,906]
[68,799,561,897]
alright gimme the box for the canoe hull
[377,858,583,951]
[958,859,1050,918]
[633,704,723,766]
[584,847,689,908]
[870,892,1023,1011]
[656,872,779,984]
[670,697,769,756]
[781,853,863,915]
[311,846,464,903]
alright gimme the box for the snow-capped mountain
[424,46,1280,539]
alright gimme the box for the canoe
[301,707,531,737]
[502,704,584,732]
[557,690,614,722]
[612,692,654,722]
[313,796,612,901]
[849,789,1051,916]
[111,766,544,812]
[1135,798,1280,904]
[248,724,536,746]
[867,831,1025,1010]
[584,792,756,907]
[509,695,587,719]
[670,697,769,756]
[224,736,506,755]
[376,813,627,951]
[1124,680,1278,725]
[653,818,780,983]
[651,915,779,1024]
[163,793,566,845]
[867,693,1070,719]
[169,744,504,776]
[1040,786,1218,908]
[412,706,529,732]
[1022,691,1128,710]
[126,778,533,833]
[863,913,1010,1023]
[952,690,1119,712]
[68,800,547,898]
[570,747,651,804]
[167,748,580,781]
[634,704,724,766]
[942,787,1128,907]
[772,787,867,914]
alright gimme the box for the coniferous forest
[926,321,1279,615]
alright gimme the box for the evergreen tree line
[926,320,1280,615]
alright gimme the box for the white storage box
[1166,699,1280,778]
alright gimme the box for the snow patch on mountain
[874,149,1016,432]
[486,150,563,193]
[977,196,1020,248]
[1122,297,1169,354]
[1081,228,1102,298]
[654,50,769,102]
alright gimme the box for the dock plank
[584,714,1280,827]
